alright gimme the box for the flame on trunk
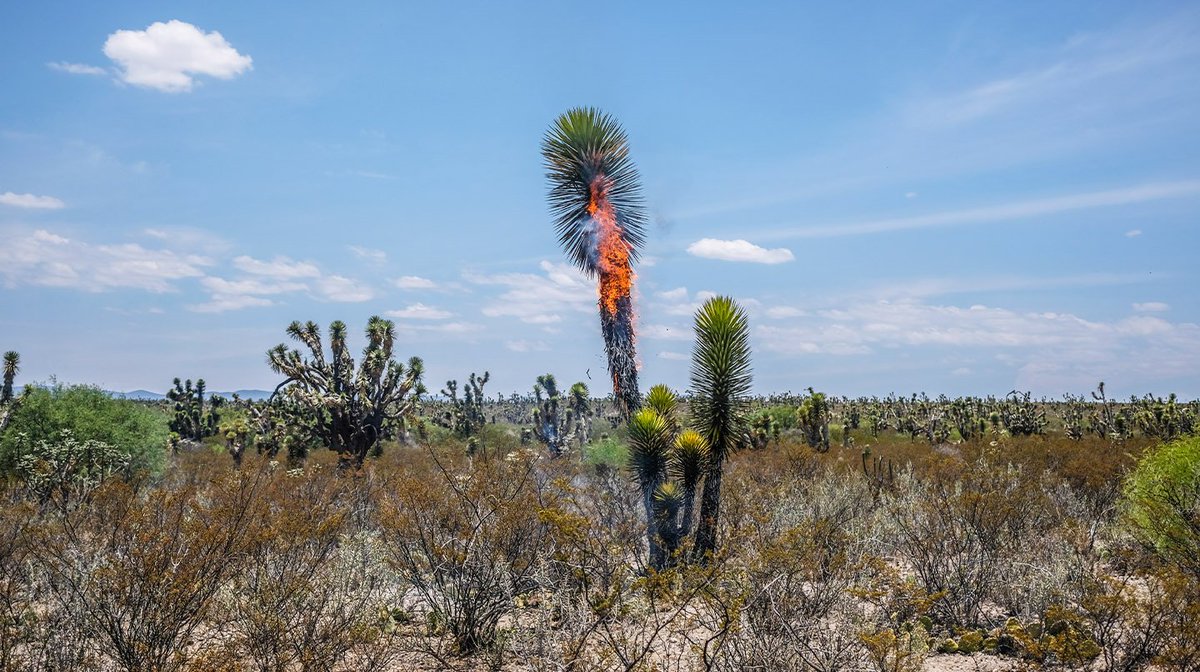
[587,174,640,418]
[588,177,634,317]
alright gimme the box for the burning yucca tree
[543,107,648,420]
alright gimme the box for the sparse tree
[267,317,425,470]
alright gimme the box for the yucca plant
[267,317,425,470]
[689,296,752,560]
[542,107,647,420]
[0,351,22,434]
[671,429,709,540]
[628,407,674,569]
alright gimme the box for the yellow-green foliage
[1124,435,1200,576]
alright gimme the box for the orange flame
[588,176,634,317]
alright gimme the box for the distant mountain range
[111,389,273,401]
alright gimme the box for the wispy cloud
[348,245,386,263]
[686,238,794,263]
[386,303,452,320]
[757,180,1200,240]
[394,275,436,289]
[0,228,209,292]
[468,260,594,325]
[1,192,65,209]
[1133,301,1169,312]
[47,61,106,76]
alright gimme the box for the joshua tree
[439,371,490,445]
[166,378,224,442]
[568,381,593,446]
[531,374,590,456]
[796,387,831,452]
[267,317,425,470]
[542,107,648,420]
[1,351,22,434]
[690,296,752,561]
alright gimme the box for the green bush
[583,436,628,471]
[1123,434,1200,577]
[0,384,169,477]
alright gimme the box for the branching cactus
[797,387,831,452]
[531,374,590,456]
[439,371,491,447]
[166,378,224,442]
[267,317,426,470]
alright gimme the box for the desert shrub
[377,449,549,657]
[0,384,168,477]
[216,468,398,672]
[12,430,129,506]
[890,460,1057,627]
[30,471,265,672]
[1123,435,1200,577]
[583,435,628,472]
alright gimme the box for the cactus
[438,371,490,449]
[797,387,831,452]
[267,317,425,470]
[531,374,590,456]
[166,377,224,442]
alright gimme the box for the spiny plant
[267,317,425,470]
[542,107,647,420]
[438,371,491,447]
[166,378,224,442]
[531,374,590,456]
[797,386,831,452]
[671,429,709,543]
[0,351,22,434]
[690,296,752,561]
[628,407,674,569]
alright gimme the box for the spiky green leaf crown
[689,296,753,459]
[542,107,647,275]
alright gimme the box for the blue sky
[2,1,1198,398]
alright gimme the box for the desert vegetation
[1,109,1197,672]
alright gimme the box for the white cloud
[755,297,1200,390]
[316,275,373,302]
[189,294,273,313]
[657,287,688,301]
[657,351,688,361]
[1125,229,1143,237]
[1,192,65,209]
[1132,302,1169,313]
[686,238,794,264]
[468,260,595,324]
[505,340,550,352]
[47,61,106,76]
[233,255,320,279]
[762,180,1200,240]
[348,245,387,262]
[766,306,806,319]
[905,191,918,199]
[103,20,252,93]
[394,275,436,289]
[0,228,209,292]
[386,303,452,320]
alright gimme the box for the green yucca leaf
[627,408,673,486]
[689,296,752,463]
[541,107,647,275]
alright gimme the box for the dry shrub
[213,463,398,672]
[29,470,264,672]
[377,448,549,659]
[890,459,1057,627]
